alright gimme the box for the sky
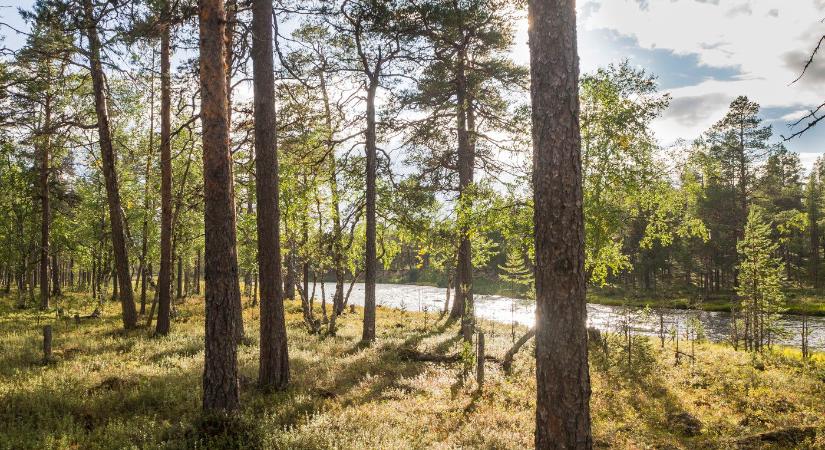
[2,0,824,168]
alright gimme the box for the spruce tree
[736,207,785,352]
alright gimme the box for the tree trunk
[224,0,244,344]
[362,77,378,343]
[528,0,593,446]
[176,255,183,299]
[82,0,137,329]
[156,23,174,336]
[253,0,289,389]
[451,52,474,344]
[140,50,156,316]
[39,84,51,310]
[199,0,241,413]
[811,202,820,289]
[285,240,296,300]
[51,252,60,296]
[195,248,201,295]
[319,70,346,317]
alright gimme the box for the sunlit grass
[0,290,823,449]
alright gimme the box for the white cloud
[569,0,825,154]
[781,109,812,122]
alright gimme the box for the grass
[1,290,824,449]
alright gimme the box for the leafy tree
[580,61,670,284]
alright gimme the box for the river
[313,282,824,351]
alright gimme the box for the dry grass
[0,291,823,449]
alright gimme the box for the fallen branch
[502,327,536,373]
[398,347,501,364]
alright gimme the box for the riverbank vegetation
[1,292,823,449]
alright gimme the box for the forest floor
[1,292,824,449]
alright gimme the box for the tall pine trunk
[223,0,245,343]
[452,53,474,343]
[82,0,137,329]
[253,0,289,389]
[528,0,593,446]
[39,84,51,310]
[156,23,174,336]
[199,0,241,413]
[140,50,156,316]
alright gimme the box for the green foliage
[737,207,786,350]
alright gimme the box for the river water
[316,282,824,351]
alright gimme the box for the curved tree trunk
[82,0,137,329]
[199,0,241,413]
[501,327,535,374]
[529,0,593,446]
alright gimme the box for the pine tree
[736,207,785,352]
[528,0,593,445]
[806,166,821,289]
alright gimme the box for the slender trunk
[253,0,289,388]
[156,24,174,336]
[811,204,820,289]
[51,252,60,296]
[320,70,346,315]
[451,51,474,344]
[140,50,156,315]
[176,255,183,299]
[185,259,190,294]
[195,248,201,295]
[529,0,593,446]
[39,84,52,310]
[200,0,241,413]
[362,77,378,343]
[224,0,244,344]
[82,0,137,329]
[285,240,296,300]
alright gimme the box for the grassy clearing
[0,291,823,449]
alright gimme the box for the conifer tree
[736,207,785,352]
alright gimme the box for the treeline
[0,0,598,441]
[0,5,819,322]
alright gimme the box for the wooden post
[476,332,485,388]
[801,314,809,360]
[43,325,52,363]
